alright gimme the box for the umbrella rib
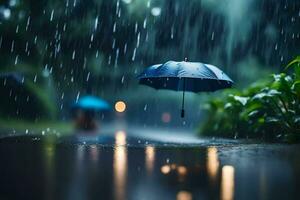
[204,64,219,79]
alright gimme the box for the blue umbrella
[138,60,233,117]
[0,72,23,84]
[73,95,110,111]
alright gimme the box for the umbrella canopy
[0,72,23,85]
[73,95,110,111]
[138,61,233,117]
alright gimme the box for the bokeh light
[161,112,171,123]
[115,101,126,113]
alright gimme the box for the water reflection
[67,145,87,200]
[221,165,235,200]
[43,141,55,200]
[161,165,171,174]
[177,191,193,200]
[145,146,155,174]
[89,145,99,162]
[115,130,126,146]
[207,147,219,184]
[114,131,128,200]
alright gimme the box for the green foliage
[200,57,300,143]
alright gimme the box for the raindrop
[2,8,11,19]
[112,38,116,49]
[33,75,37,83]
[90,34,94,42]
[76,92,80,103]
[108,55,112,65]
[50,9,54,21]
[135,22,138,33]
[72,50,76,60]
[121,75,124,84]
[86,72,90,82]
[147,0,151,8]
[144,104,147,111]
[26,16,31,31]
[118,9,121,18]
[143,18,147,29]
[34,35,37,44]
[25,42,29,52]
[15,25,19,33]
[14,55,19,65]
[124,43,127,54]
[94,16,99,30]
[151,7,161,16]
[211,31,215,41]
[115,48,120,66]
[116,0,120,13]
[9,0,17,7]
[113,22,116,32]
[122,0,131,4]
[136,32,140,48]
[11,40,14,52]
[132,48,136,61]
[291,17,295,22]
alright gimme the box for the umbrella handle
[181,78,186,118]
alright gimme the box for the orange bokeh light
[115,101,126,113]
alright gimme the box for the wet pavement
[0,130,299,200]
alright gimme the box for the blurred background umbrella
[72,95,110,131]
[138,60,233,118]
[73,95,110,111]
[0,72,23,85]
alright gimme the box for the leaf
[292,81,300,98]
[252,89,281,100]
[248,110,259,117]
[224,103,232,109]
[266,117,280,123]
[232,95,249,106]
[294,116,300,124]
[285,56,300,71]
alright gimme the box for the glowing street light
[115,101,126,113]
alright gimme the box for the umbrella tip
[181,109,185,118]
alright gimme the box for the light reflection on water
[1,135,297,200]
[221,165,235,200]
[89,144,99,162]
[114,131,128,200]
[207,147,219,184]
[43,142,55,200]
[145,146,155,174]
[177,191,193,200]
